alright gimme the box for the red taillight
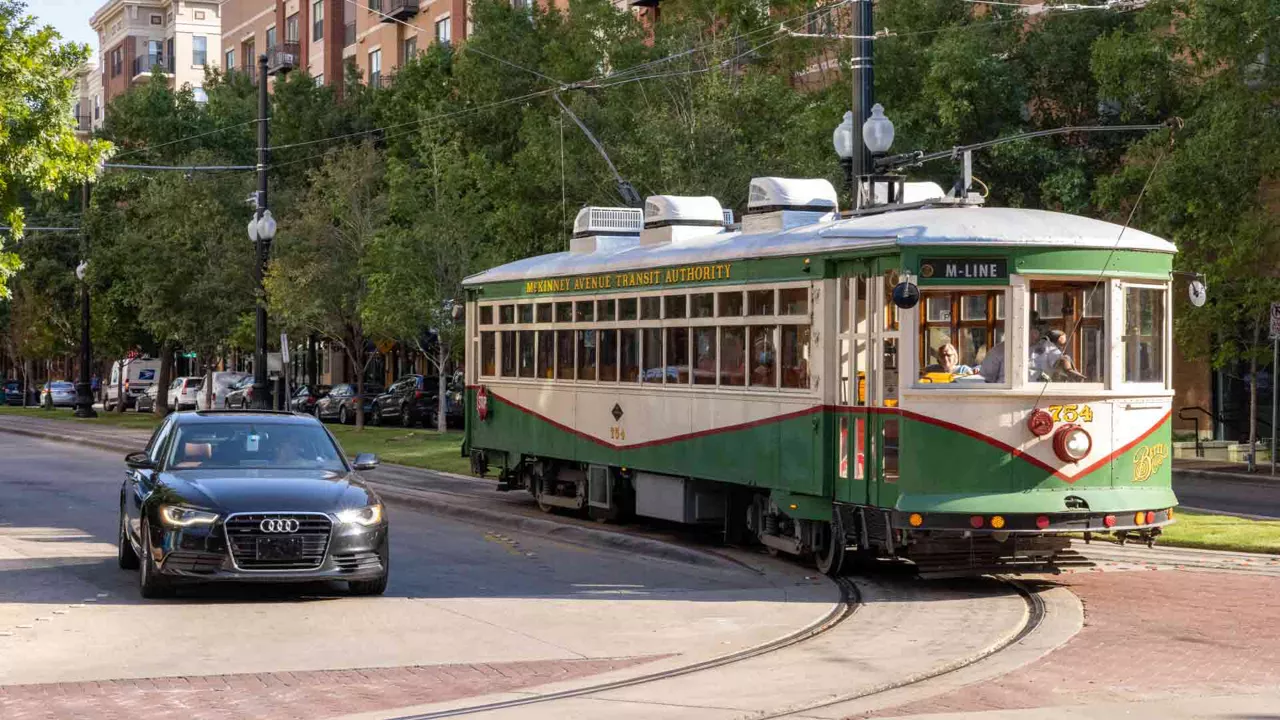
[1146,510,1156,524]
[969,515,984,529]
[415,390,423,399]
[1036,515,1050,530]
[1103,514,1116,528]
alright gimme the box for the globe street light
[832,111,856,198]
[862,103,895,156]
[248,208,276,409]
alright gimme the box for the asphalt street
[1172,474,1280,518]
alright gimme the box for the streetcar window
[518,330,535,378]
[578,329,597,381]
[556,330,575,380]
[576,301,594,323]
[640,297,661,320]
[781,325,810,389]
[599,299,616,322]
[500,331,516,377]
[693,328,716,385]
[620,329,640,382]
[555,302,573,323]
[720,327,746,386]
[1028,281,1106,383]
[838,281,850,333]
[748,289,774,316]
[667,327,690,383]
[537,303,552,323]
[518,304,533,324]
[750,326,777,387]
[499,305,515,325]
[600,330,619,382]
[619,297,638,321]
[691,293,714,318]
[917,289,1006,385]
[537,330,554,379]
[883,419,899,483]
[718,291,744,317]
[665,295,687,320]
[642,328,663,383]
[1123,286,1164,383]
[480,306,493,325]
[779,287,808,316]
[480,332,496,376]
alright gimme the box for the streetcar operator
[922,343,974,378]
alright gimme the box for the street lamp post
[832,103,898,210]
[74,182,97,418]
[251,52,273,410]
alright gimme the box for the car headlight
[158,505,219,527]
[336,504,384,527]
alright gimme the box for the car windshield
[165,422,347,472]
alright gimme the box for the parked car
[196,371,251,411]
[135,384,161,414]
[40,380,77,408]
[171,376,205,410]
[315,383,383,425]
[5,380,29,406]
[223,376,257,409]
[290,385,331,415]
[117,410,388,597]
[105,358,161,411]
[370,375,438,427]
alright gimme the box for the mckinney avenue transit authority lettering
[524,263,732,294]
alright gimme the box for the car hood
[156,469,378,514]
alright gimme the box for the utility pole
[74,182,97,418]
[253,52,271,410]
[851,0,874,200]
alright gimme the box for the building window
[368,48,381,87]
[403,36,417,59]
[225,49,234,70]
[193,36,207,66]
[436,16,451,45]
[285,13,300,43]
[111,48,122,77]
[167,38,174,70]
[93,95,100,119]
[150,14,162,25]
[314,73,324,85]
[313,1,324,41]
[194,10,206,20]
[266,26,277,51]
[369,0,382,10]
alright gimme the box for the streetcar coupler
[1115,527,1161,548]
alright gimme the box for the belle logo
[1133,442,1168,483]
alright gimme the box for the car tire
[339,406,350,425]
[371,405,383,426]
[241,400,249,410]
[117,505,139,570]
[138,518,174,599]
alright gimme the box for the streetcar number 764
[1048,404,1093,423]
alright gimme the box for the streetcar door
[834,268,872,505]
[868,273,901,510]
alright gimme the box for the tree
[0,1,111,296]
[267,144,387,429]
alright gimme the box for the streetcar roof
[464,205,1175,286]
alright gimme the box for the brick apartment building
[88,0,224,107]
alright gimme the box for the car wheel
[223,399,231,409]
[138,518,174,599]
[241,400,249,410]
[117,505,139,570]
[400,404,413,428]
[371,405,383,426]
[313,405,321,418]
[339,406,349,425]
[348,573,389,596]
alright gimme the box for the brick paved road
[0,655,660,720]
[856,570,1280,717]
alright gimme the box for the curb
[1173,468,1280,486]
[0,423,739,573]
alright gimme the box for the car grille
[224,513,332,571]
[333,550,382,574]
[164,551,223,574]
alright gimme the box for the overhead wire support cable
[877,123,1170,172]
[103,163,257,171]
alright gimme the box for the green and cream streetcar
[461,177,1177,576]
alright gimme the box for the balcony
[267,42,301,75]
[344,21,356,47]
[131,54,171,81]
[73,115,92,134]
[381,0,419,22]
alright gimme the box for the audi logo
[260,518,300,533]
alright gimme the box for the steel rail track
[391,577,861,720]
[746,575,1046,720]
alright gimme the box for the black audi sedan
[117,411,389,598]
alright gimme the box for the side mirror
[125,451,154,470]
[352,453,380,471]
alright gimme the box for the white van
[196,371,252,410]
[105,358,162,411]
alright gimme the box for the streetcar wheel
[534,478,556,514]
[814,523,846,576]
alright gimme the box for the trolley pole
[252,53,271,410]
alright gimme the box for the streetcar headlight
[337,504,384,527]
[1053,425,1092,462]
[158,505,219,527]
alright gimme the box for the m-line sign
[919,258,1009,281]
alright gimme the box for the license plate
[256,536,303,561]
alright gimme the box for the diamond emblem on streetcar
[611,404,624,421]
